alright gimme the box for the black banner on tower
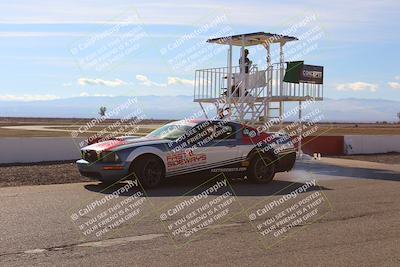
[300,64,324,84]
[283,61,324,84]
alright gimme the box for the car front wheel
[131,155,165,188]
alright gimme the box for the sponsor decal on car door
[166,122,240,176]
[194,123,241,171]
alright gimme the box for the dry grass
[0,118,399,137]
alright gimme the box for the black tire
[131,155,165,189]
[247,154,275,183]
[98,180,117,186]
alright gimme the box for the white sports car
[76,119,296,188]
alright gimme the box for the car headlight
[100,151,120,162]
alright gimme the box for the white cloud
[136,75,195,87]
[167,77,195,86]
[93,94,114,97]
[0,1,398,47]
[0,31,85,38]
[78,78,126,87]
[62,82,72,87]
[136,75,166,87]
[0,94,60,101]
[0,0,397,30]
[395,75,400,80]
[336,82,378,92]
[388,82,400,89]
[79,92,114,97]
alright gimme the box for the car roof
[173,119,243,127]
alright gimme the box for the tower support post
[297,101,303,159]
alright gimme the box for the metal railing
[194,63,323,101]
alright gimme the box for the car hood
[82,136,169,152]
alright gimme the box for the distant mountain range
[0,95,399,122]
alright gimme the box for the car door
[193,121,241,172]
[163,123,207,176]
[165,121,242,176]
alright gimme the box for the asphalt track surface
[0,158,399,266]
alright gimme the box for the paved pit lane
[0,158,399,266]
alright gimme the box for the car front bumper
[76,159,130,182]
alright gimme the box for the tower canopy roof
[207,31,298,46]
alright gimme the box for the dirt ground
[0,161,90,187]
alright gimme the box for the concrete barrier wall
[1,135,399,164]
[344,135,400,155]
[0,138,86,164]
[300,136,345,156]
[296,135,400,156]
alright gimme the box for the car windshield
[146,123,193,140]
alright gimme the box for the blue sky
[0,0,399,101]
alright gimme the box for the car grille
[82,150,98,162]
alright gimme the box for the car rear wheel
[131,155,165,188]
[248,154,275,183]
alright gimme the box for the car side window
[183,123,213,147]
[212,123,236,140]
